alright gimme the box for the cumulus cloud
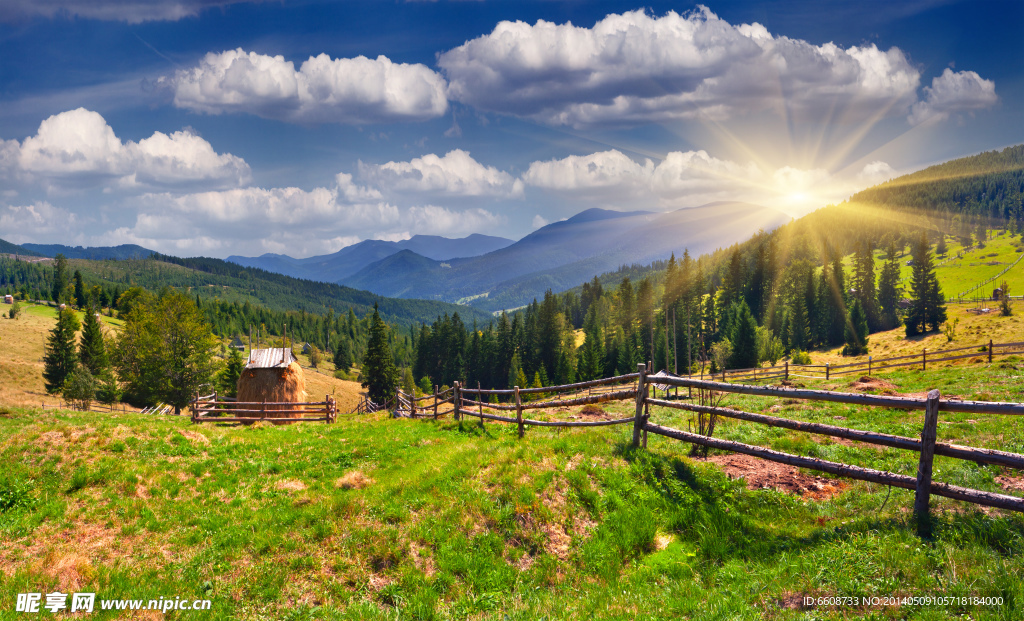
[116,173,504,257]
[4,108,250,191]
[908,68,998,126]
[522,150,653,196]
[359,149,524,197]
[165,48,448,124]
[857,160,897,184]
[522,148,762,202]
[0,0,260,23]
[438,6,923,127]
[0,201,84,244]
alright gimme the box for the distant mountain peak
[562,207,651,225]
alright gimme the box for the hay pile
[237,362,307,421]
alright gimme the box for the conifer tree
[579,306,604,380]
[877,242,903,330]
[43,307,80,394]
[852,241,879,330]
[218,347,245,397]
[73,270,86,308]
[843,299,869,356]
[51,254,69,303]
[787,293,810,351]
[361,304,399,404]
[905,232,947,335]
[728,300,759,370]
[508,352,527,389]
[334,337,354,371]
[78,306,108,376]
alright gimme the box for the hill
[0,253,495,329]
[0,359,1021,618]
[227,233,514,283]
[20,243,157,260]
[341,203,789,311]
[0,237,43,257]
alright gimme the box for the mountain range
[20,243,155,260]
[229,202,788,312]
[342,202,789,311]
[226,233,513,283]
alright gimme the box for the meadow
[1,354,1023,620]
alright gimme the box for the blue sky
[0,0,1020,258]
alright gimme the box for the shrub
[0,477,34,512]
[790,350,812,365]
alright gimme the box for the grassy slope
[1,359,1023,620]
[0,302,364,412]
[841,229,1024,300]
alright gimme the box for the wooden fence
[398,363,1024,534]
[190,391,337,424]
[701,338,1024,383]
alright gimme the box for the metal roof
[246,348,297,369]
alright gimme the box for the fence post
[411,390,417,418]
[515,386,524,438]
[784,360,789,381]
[868,356,872,376]
[989,339,994,363]
[632,363,647,448]
[825,363,830,381]
[478,382,484,429]
[923,348,927,371]
[454,382,461,421]
[914,389,941,537]
[261,398,266,421]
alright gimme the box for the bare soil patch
[996,474,1024,493]
[336,471,373,490]
[700,454,848,499]
[848,376,898,394]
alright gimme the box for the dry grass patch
[275,479,307,492]
[336,471,374,490]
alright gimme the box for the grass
[1,359,1023,619]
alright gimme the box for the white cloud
[857,160,896,184]
[360,149,524,197]
[438,6,923,127]
[651,150,762,198]
[522,150,653,196]
[908,68,998,126]
[114,173,504,257]
[532,214,549,228]
[0,1,260,24]
[166,48,448,124]
[0,201,84,244]
[6,108,250,191]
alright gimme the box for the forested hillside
[405,145,1024,393]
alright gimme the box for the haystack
[237,348,307,422]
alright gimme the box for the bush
[790,350,812,365]
[0,477,34,513]
[62,367,97,410]
[8,300,21,320]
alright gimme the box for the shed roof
[246,348,297,369]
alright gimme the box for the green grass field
[2,359,1023,620]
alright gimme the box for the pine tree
[579,305,604,380]
[73,270,86,308]
[843,299,869,356]
[218,347,245,397]
[361,304,399,404]
[728,301,759,370]
[877,242,903,330]
[905,232,947,335]
[43,307,80,394]
[79,307,108,376]
[508,352,527,389]
[51,254,69,303]
[787,293,810,352]
[853,241,879,330]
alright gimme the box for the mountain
[21,243,156,260]
[341,203,789,311]
[0,238,43,257]
[226,233,513,283]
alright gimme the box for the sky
[0,0,1020,258]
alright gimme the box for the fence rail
[191,391,337,424]
[399,361,1024,534]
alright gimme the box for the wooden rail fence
[704,338,1024,383]
[191,391,337,424]
[397,363,1024,535]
